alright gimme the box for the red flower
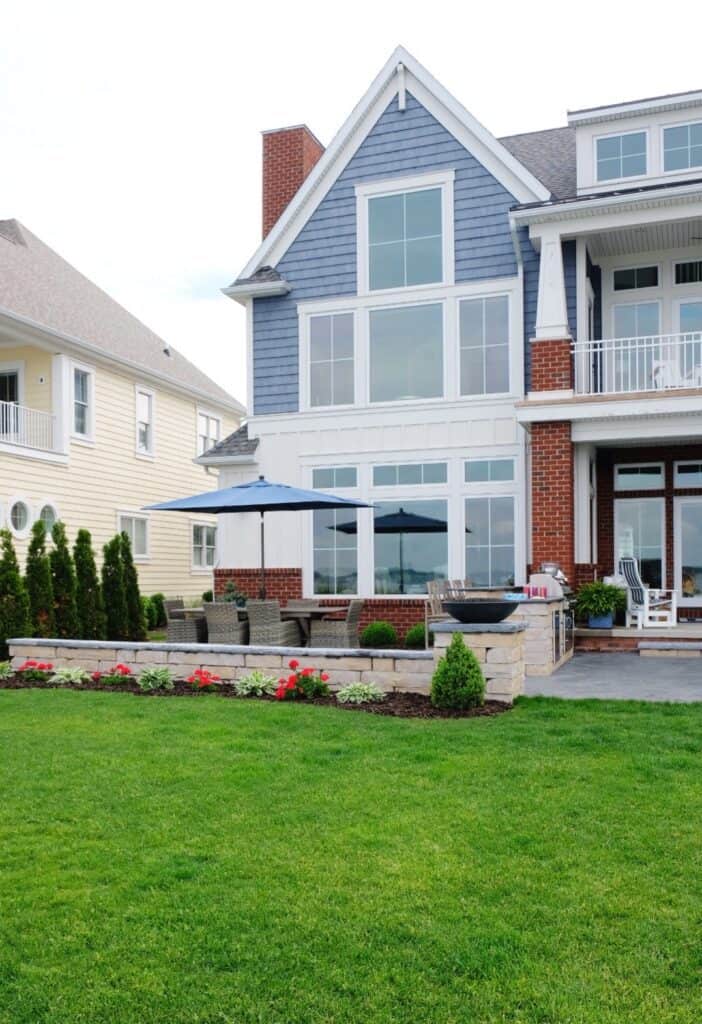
[289,659,299,670]
[301,667,314,677]
[320,672,329,682]
[91,671,101,681]
[275,685,286,700]
[287,674,297,686]
[26,660,37,668]
[285,679,296,690]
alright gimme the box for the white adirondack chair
[618,556,677,629]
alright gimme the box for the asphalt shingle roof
[202,422,259,458]
[0,219,242,411]
[499,126,576,200]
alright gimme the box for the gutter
[511,179,702,224]
[221,279,291,307]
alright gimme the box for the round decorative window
[10,500,29,533]
[40,504,57,531]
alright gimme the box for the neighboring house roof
[197,422,259,463]
[0,219,244,414]
[499,127,576,201]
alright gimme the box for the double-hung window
[368,187,443,290]
[136,388,154,454]
[596,131,647,181]
[119,514,148,559]
[198,411,221,455]
[309,313,354,407]
[369,303,443,403]
[73,366,92,438]
[192,524,216,569]
[664,122,702,173]
[459,295,509,395]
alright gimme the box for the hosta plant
[336,682,385,705]
[138,666,175,691]
[49,667,88,686]
[234,670,278,697]
[274,659,330,701]
[0,660,12,680]
[187,668,220,691]
[92,663,134,685]
[16,659,54,682]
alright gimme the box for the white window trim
[674,460,702,488]
[594,128,649,185]
[191,520,217,573]
[674,495,702,606]
[0,361,25,405]
[135,385,156,458]
[117,510,150,562]
[7,495,32,538]
[196,407,222,456]
[614,496,666,583]
[355,169,455,297]
[614,462,665,492]
[661,117,702,177]
[300,309,358,412]
[70,360,95,443]
[611,263,661,293]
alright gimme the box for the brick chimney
[262,125,324,238]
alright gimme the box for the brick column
[530,338,573,392]
[530,421,574,582]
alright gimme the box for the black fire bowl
[442,599,517,624]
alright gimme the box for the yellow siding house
[0,219,243,599]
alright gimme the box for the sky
[2,0,700,409]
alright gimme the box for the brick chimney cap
[261,124,325,148]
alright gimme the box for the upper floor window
[310,313,354,407]
[72,366,93,438]
[596,131,647,181]
[369,303,443,403]
[136,388,154,454]
[465,458,514,483]
[198,411,220,455]
[369,187,442,290]
[119,513,148,559]
[614,463,664,492]
[373,462,447,486]
[459,295,510,395]
[614,266,658,291]
[675,260,702,285]
[675,461,702,488]
[312,466,357,489]
[664,122,702,172]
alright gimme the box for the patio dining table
[279,605,348,644]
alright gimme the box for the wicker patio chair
[247,600,301,646]
[309,600,363,648]
[285,599,317,610]
[166,617,206,643]
[203,602,248,644]
[165,598,185,621]
[425,579,452,645]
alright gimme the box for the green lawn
[1,691,701,1024]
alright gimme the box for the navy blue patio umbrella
[145,476,371,598]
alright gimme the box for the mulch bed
[0,677,510,719]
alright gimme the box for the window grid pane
[675,462,702,487]
[119,516,147,557]
[373,499,448,595]
[465,496,515,587]
[664,122,702,172]
[369,303,443,403]
[597,132,646,181]
[372,462,448,486]
[460,296,509,396]
[310,313,354,407]
[74,369,90,435]
[312,467,357,490]
[368,187,442,291]
[313,509,358,594]
[465,458,515,483]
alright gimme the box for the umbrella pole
[259,511,266,599]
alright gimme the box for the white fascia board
[0,307,246,417]
[221,280,291,306]
[516,393,702,424]
[568,90,702,127]
[194,453,258,467]
[512,181,702,229]
[236,46,550,281]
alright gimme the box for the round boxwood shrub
[360,620,398,648]
[431,632,485,710]
[404,623,428,649]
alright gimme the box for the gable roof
[232,46,550,287]
[499,126,576,200]
[197,422,259,464]
[0,219,244,414]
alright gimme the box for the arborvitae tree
[121,532,146,641]
[73,529,106,640]
[0,529,30,658]
[50,522,79,638]
[430,632,485,710]
[101,535,128,641]
[25,520,55,638]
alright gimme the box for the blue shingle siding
[253,92,538,414]
[521,227,539,392]
[563,239,577,342]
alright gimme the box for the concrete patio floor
[525,652,702,702]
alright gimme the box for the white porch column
[51,353,70,454]
[573,442,595,565]
[534,227,570,340]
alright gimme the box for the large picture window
[459,295,509,395]
[614,498,664,589]
[313,508,358,595]
[373,499,447,595]
[368,187,442,291]
[465,496,515,587]
[309,313,354,407]
[369,303,443,403]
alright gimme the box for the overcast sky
[2,1,699,409]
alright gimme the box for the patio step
[639,641,702,658]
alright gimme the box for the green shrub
[234,670,279,697]
[137,666,174,691]
[50,522,79,639]
[221,581,247,606]
[74,529,106,640]
[121,533,146,641]
[575,581,627,620]
[202,589,214,604]
[404,623,427,649]
[49,667,88,685]
[336,682,385,705]
[25,521,55,639]
[150,593,166,628]
[0,660,13,680]
[102,536,128,641]
[0,529,30,658]
[360,621,398,648]
[431,633,485,710]
[141,595,156,630]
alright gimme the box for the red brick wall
[530,421,574,581]
[530,339,573,392]
[595,443,702,617]
[262,126,324,238]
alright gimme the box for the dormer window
[596,131,647,182]
[664,122,702,172]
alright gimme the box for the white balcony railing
[573,331,702,396]
[0,400,56,451]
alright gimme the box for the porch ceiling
[586,217,702,259]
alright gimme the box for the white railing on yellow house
[573,331,702,396]
[0,400,56,451]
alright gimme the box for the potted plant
[575,581,626,629]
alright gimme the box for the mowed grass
[1,691,701,1024]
